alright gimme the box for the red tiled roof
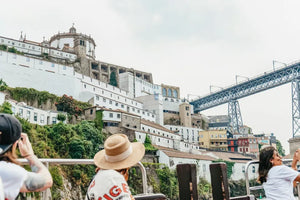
[141,119,175,134]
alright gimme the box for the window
[96,96,99,100]
[185,106,189,111]
[90,109,93,115]
[162,88,167,96]
[103,98,106,102]
[115,103,118,106]
[242,166,245,173]
[51,63,55,67]
[168,89,172,97]
[252,166,255,173]
[109,113,113,118]
[26,110,30,119]
[173,90,178,98]
[40,114,45,123]
[34,113,38,121]
[19,108,23,117]
[109,100,112,104]
[52,117,57,124]
[117,114,121,118]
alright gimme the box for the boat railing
[18,158,148,199]
[245,159,300,199]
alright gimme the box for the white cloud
[1,0,299,153]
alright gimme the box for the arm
[292,149,300,187]
[18,133,53,192]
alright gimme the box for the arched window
[168,89,172,97]
[173,90,178,98]
[162,88,167,96]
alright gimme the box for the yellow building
[199,130,228,151]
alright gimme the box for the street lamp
[272,60,287,71]
[209,85,223,93]
[235,75,249,84]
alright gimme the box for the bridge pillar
[291,79,300,137]
[228,99,243,135]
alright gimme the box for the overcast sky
[2,0,300,153]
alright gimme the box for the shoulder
[87,169,132,199]
[269,165,299,179]
[95,169,125,182]
[0,161,28,177]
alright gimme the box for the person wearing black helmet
[0,113,52,200]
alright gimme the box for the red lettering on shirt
[122,183,129,193]
[109,185,122,197]
[103,194,113,200]
[98,197,102,200]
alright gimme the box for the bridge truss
[190,61,300,137]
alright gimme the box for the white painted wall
[135,94,164,125]
[9,100,66,125]
[0,50,156,122]
[165,125,203,144]
[0,92,5,105]
[102,110,122,122]
[0,36,76,61]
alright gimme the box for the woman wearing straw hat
[86,133,145,200]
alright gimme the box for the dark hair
[258,146,276,184]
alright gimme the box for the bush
[0,102,13,114]
[0,79,7,91]
[57,113,66,122]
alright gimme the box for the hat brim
[0,144,13,156]
[94,142,145,170]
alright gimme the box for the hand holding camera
[18,133,34,158]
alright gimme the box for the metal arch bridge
[190,60,300,137]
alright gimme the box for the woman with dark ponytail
[258,146,300,199]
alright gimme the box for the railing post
[41,162,51,200]
[137,162,148,194]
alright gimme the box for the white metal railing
[245,159,300,199]
[18,158,148,196]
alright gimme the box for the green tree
[0,79,7,91]
[55,94,82,117]
[276,139,285,156]
[69,137,86,158]
[0,102,13,114]
[57,113,66,122]
[144,134,157,152]
[8,47,17,53]
[74,120,103,158]
[109,71,118,87]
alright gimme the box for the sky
[1,0,300,153]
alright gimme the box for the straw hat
[94,134,145,170]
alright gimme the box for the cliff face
[58,176,84,200]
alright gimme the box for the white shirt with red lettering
[85,169,134,200]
